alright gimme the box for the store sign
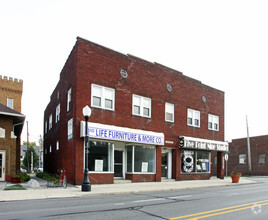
[81,122,164,145]
[179,136,229,152]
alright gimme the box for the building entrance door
[114,150,123,178]
[0,151,6,181]
[161,153,168,178]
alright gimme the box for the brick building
[44,37,228,185]
[0,76,25,181]
[223,135,268,176]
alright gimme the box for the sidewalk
[0,176,257,202]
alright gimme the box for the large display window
[181,150,210,173]
[88,141,113,172]
[126,145,156,173]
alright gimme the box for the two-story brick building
[44,37,228,185]
[0,76,25,181]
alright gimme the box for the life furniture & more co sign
[80,122,165,146]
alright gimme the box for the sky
[1,0,268,144]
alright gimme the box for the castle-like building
[0,75,25,182]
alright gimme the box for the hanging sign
[179,136,229,152]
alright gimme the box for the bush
[13,172,30,182]
[4,184,27,190]
[36,172,59,184]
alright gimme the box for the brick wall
[0,75,23,112]
[0,116,18,179]
[227,135,268,176]
[44,37,225,184]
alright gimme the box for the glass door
[114,150,123,178]
[0,151,5,181]
[161,153,168,178]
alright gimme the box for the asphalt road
[0,177,267,220]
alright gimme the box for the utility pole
[27,121,30,173]
[246,115,252,176]
[39,135,42,169]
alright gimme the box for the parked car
[20,167,27,173]
[37,167,43,172]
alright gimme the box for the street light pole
[82,105,91,192]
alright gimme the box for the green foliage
[23,141,37,147]
[36,172,60,184]
[23,146,39,168]
[14,172,31,182]
[4,184,27,190]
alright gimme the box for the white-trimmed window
[68,118,73,140]
[49,114,52,130]
[208,114,219,131]
[258,154,265,164]
[67,88,72,112]
[56,104,60,123]
[239,154,246,164]
[56,140,59,151]
[91,84,115,110]
[187,109,200,127]
[132,94,151,118]
[126,145,156,173]
[165,102,174,122]
[7,98,13,109]
[45,121,47,134]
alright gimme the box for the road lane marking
[133,198,165,203]
[168,200,268,220]
[114,195,192,206]
[168,195,192,199]
[186,202,268,219]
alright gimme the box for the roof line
[0,111,26,118]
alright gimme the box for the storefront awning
[81,121,165,145]
[179,136,229,152]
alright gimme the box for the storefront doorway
[114,150,124,179]
[161,153,168,178]
[0,151,5,181]
[161,148,172,179]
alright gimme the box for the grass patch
[4,184,27,191]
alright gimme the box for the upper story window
[56,140,59,151]
[45,121,47,134]
[68,118,73,140]
[49,114,52,130]
[91,84,115,111]
[56,104,60,123]
[132,94,151,118]
[165,102,174,122]
[208,114,219,131]
[187,109,200,127]
[67,88,72,112]
[7,98,13,109]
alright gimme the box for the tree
[23,146,39,168]
[23,141,37,147]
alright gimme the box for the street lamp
[82,105,91,191]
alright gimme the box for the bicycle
[58,169,67,189]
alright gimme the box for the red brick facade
[44,37,227,185]
[223,135,268,176]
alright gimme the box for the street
[0,177,267,220]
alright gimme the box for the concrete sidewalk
[0,176,257,202]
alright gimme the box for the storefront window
[88,141,113,172]
[181,150,210,173]
[126,145,156,173]
[126,146,132,172]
